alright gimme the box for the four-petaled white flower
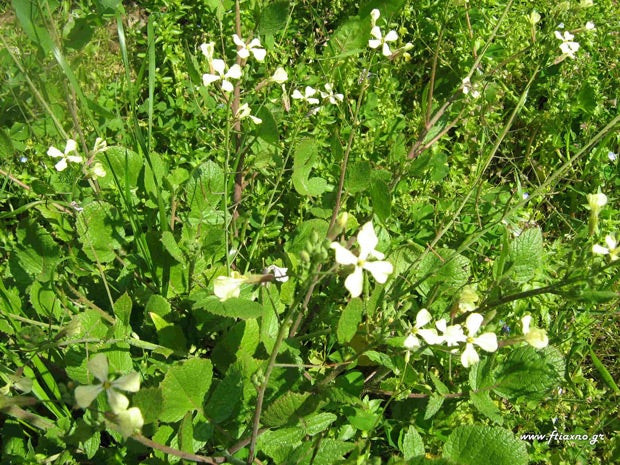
[462,77,481,99]
[112,406,144,439]
[592,235,619,261]
[74,353,140,413]
[292,86,320,105]
[404,309,442,349]
[214,271,248,301]
[270,67,288,84]
[330,221,393,298]
[235,103,262,124]
[460,313,498,368]
[435,319,467,347]
[202,59,242,92]
[320,83,344,104]
[47,139,83,172]
[554,31,580,59]
[265,264,288,282]
[585,21,596,31]
[521,315,549,349]
[369,23,399,57]
[233,34,266,61]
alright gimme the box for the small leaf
[161,231,185,263]
[401,425,425,460]
[205,365,243,423]
[259,1,290,35]
[263,392,310,427]
[113,292,132,327]
[292,138,330,196]
[146,294,171,318]
[95,146,143,190]
[160,358,213,423]
[345,161,371,193]
[370,178,391,221]
[197,296,263,320]
[337,298,363,344]
[508,227,543,283]
[470,391,503,425]
[300,412,337,436]
[424,394,444,420]
[133,388,163,424]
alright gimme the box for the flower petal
[74,384,103,408]
[226,64,242,79]
[307,97,320,105]
[362,260,393,283]
[232,34,245,47]
[370,26,382,40]
[384,30,398,42]
[521,315,532,335]
[112,372,140,392]
[252,48,266,61]
[107,388,130,413]
[65,139,78,154]
[415,308,432,329]
[202,73,220,86]
[54,158,68,172]
[605,235,617,250]
[404,333,420,349]
[368,39,381,49]
[114,407,144,438]
[88,353,109,382]
[211,59,226,76]
[418,328,441,345]
[330,242,358,265]
[47,146,63,158]
[465,313,484,336]
[66,155,83,163]
[461,343,479,368]
[474,332,498,352]
[357,221,379,260]
[525,328,549,349]
[292,89,303,100]
[435,319,447,332]
[344,266,364,297]
[237,48,250,59]
[250,115,263,124]
[382,43,392,56]
[592,244,609,255]
[221,80,234,93]
[305,86,317,97]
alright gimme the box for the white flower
[47,139,83,171]
[235,103,262,124]
[521,315,549,349]
[265,264,288,282]
[403,309,442,349]
[111,406,144,439]
[435,319,467,347]
[200,42,215,62]
[554,31,580,59]
[585,21,596,31]
[557,23,565,29]
[457,286,479,313]
[270,67,288,84]
[608,151,617,162]
[292,86,320,105]
[592,235,619,261]
[330,221,394,298]
[528,10,541,25]
[587,191,607,211]
[368,25,398,56]
[370,9,380,26]
[74,354,140,413]
[460,313,498,368]
[93,137,107,153]
[214,271,248,301]
[203,59,242,92]
[462,77,481,99]
[232,34,266,61]
[320,83,344,104]
[91,162,107,179]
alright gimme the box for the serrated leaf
[300,412,337,436]
[205,365,243,423]
[113,292,132,327]
[337,298,363,344]
[76,201,125,263]
[417,249,470,295]
[161,231,185,263]
[401,425,425,460]
[508,227,543,283]
[146,294,171,317]
[160,358,213,423]
[292,139,330,196]
[256,427,304,463]
[470,391,503,425]
[363,350,397,372]
[185,161,225,216]
[494,346,562,401]
[179,412,195,453]
[312,439,355,465]
[263,392,310,427]
[29,281,61,320]
[95,146,143,190]
[424,394,444,420]
[345,161,371,193]
[443,425,528,465]
[197,296,263,320]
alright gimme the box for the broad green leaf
[312,439,355,465]
[161,231,185,263]
[337,298,363,344]
[29,281,61,320]
[205,365,243,423]
[179,412,195,453]
[149,312,187,352]
[345,161,371,193]
[212,320,260,372]
[424,394,444,420]
[429,372,449,395]
[96,146,143,190]
[263,392,310,427]
[300,412,337,436]
[470,391,503,425]
[133,387,163,424]
[370,178,391,221]
[327,17,368,56]
[347,408,379,431]
[443,425,528,465]
[256,107,279,145]
[76,201,125,263]
[113,292,132,327]
[198,296,263,320]
[146,294,171,318]
[417,249,470,295]
[286,219,328,253]
[508,227,543,283]
[363,350,397,372]
[159,358,213,423]
[12,220,60,282]
[258,1,290,35]
[401,425,425,460]
[292,138,330,196]
[494,346,563,401]
[256,427,304,463]
[185,161,225,216]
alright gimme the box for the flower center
[102,380,112,389]
[466,336,474,344]
[357,258,366,267]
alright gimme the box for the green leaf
[185,161,225,215]
[286,219,328,253]
[76,201,125,263]
[337,298,363,344]
[494,346,563,401]
[259,1,290,36]
[205,365,243,423]
[508,227,543,283]
[401,425,425,460]
[292,138,330,196]
[159,358,213,423]
[312,439,355,465]
[470,391,503,425]
[256,427,304,463]
[345,161,371,193]
[370,178,391,221]
[161,231,185,263]
[429,372,449,395]
[256,107,279,145]
[29,281,61,320]
[424,394,444,420]
[417,249,471,295]
[113,292,132,327]
[179,412,195,453]
[327,17,368,56]
[149,312,187,352]
[133,388,164,424]
[443,425,528,465]
[212,320,260,372]
[263,392,310,427]
[300,412,337,436]
[146,294,171,318]
[197,296,263,320]
[96,146,143,190]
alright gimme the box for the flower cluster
[554,30,580,60]
[48,139,82,172]
[74,354,143,438]
[368,9,413,58]
[330,221,394,298]
[291,83,343,114]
